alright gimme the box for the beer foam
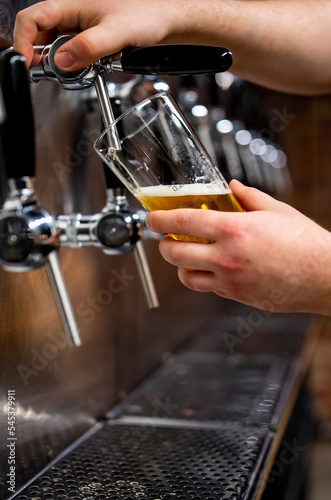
[136,181,231,197]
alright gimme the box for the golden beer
[134,181,244,242]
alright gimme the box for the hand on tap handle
[13,0,331,95]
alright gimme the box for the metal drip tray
[112,353,289,428]
[13,421,271,500]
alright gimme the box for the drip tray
[13,421,271,500]
[111,353,290,428]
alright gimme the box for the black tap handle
[0,50,35,180]
[120,45,232,75]
[0,89,8,206]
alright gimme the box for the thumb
[53,25,119,71]
[229,179,287,212]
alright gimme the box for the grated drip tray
[114,353,289,427]
[14,421,270,500]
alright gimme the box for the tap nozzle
[57,189,159,310]
[0,181,81,347]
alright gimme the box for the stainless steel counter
[6,312,317,500]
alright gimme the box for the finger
[13,1,65,66]
[34,27,61,47]
[30,28,60,67]
[147,209,239,242]
[53,21,122,71]
[229,179,289,212]
[159,236,219,271]
[177,268,227,294]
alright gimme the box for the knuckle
[215,255,245,273]
[75,33,98,57]
[15,10,25,23]
[174,210,189,234]
[168,247,185,267]
[38,0,60,19]
[221,219,244,239]
[178,271,198,291]
[179,270,212,293]
[16,0,60,28]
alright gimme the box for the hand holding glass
[94,92,243,242]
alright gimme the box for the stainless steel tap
[29,35,233,89]
[0,50,81,347]
[57,187,159,309]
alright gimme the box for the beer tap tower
[0,50,81,347]
[0,39,233,346]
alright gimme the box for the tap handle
[0,50,35,180]
[133,240,159,309]
[120,45,232,75]
[0,89,8,206]
[0,138,7,207]
[45,251,81,347]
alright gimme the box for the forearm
[13,0,331,95]
[175,0,331,95]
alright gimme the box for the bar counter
[9,310,319,500]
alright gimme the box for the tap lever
[0,89,7,206]
[94,72,121,150]
[133,240,159,310]
[45,251,81,347]
[0,50,35,180]
[29,37,232,89]
[118,45,233,75]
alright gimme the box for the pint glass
[94,92,243,242]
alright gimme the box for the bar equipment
[0,18,313,500]
[0,50,81,347]
[56,185,160,310]
[26,37,233,298]
[0,37,233,340]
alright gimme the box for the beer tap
[25,36,233,310]
[57,166,160,310]
[0,50,81,347]
[28,35,232,154]
[29,35,232,86]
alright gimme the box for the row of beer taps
[0,37,291,349]
[0,38,233,347]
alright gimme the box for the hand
[13,0,198,70]
[13,0,331,93]
[146,180,331,315]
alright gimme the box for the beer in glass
[94,92,243,242]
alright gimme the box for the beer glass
[94,92,243,242]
